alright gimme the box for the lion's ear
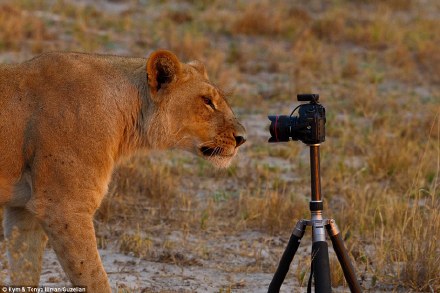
[146,50,181,96]
[188,60,208,79]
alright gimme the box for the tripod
[268,144,362,293]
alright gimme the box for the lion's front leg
[37,201,111,292]
[31,186,111,293]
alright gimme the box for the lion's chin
[203,154,235,168]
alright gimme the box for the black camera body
[268,94,326,144]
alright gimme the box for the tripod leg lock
[292,219,307,238]
[326,219,341,236]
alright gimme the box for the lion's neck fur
[113,58,172,160]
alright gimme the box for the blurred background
[0,0,439,291]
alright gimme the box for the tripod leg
[311,218,332,293]
[326,220,362,293]
[312,241,332,293]
[268,220,306,293]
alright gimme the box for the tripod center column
[309,144,322,202]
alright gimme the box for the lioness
[0,50,246,291]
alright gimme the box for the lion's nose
[234,135,246,147]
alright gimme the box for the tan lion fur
[0,50,246,291]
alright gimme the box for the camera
[268,94,326,144]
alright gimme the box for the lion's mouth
[198,145,237,168]
[200,146,224,157]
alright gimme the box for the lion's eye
[202,96,215,110]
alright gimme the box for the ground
[38,232,300,292]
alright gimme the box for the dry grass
[0,4,48,53]
[0,0,439,291]
[231,1,284,36]
[96,154,188,226]
[235,188,308,233]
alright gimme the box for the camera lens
[268,115,291,142]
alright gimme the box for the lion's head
[145,50,246,168]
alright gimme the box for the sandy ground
[2,231,309,292]
[1,228,362,292]
[39,248,296,292]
